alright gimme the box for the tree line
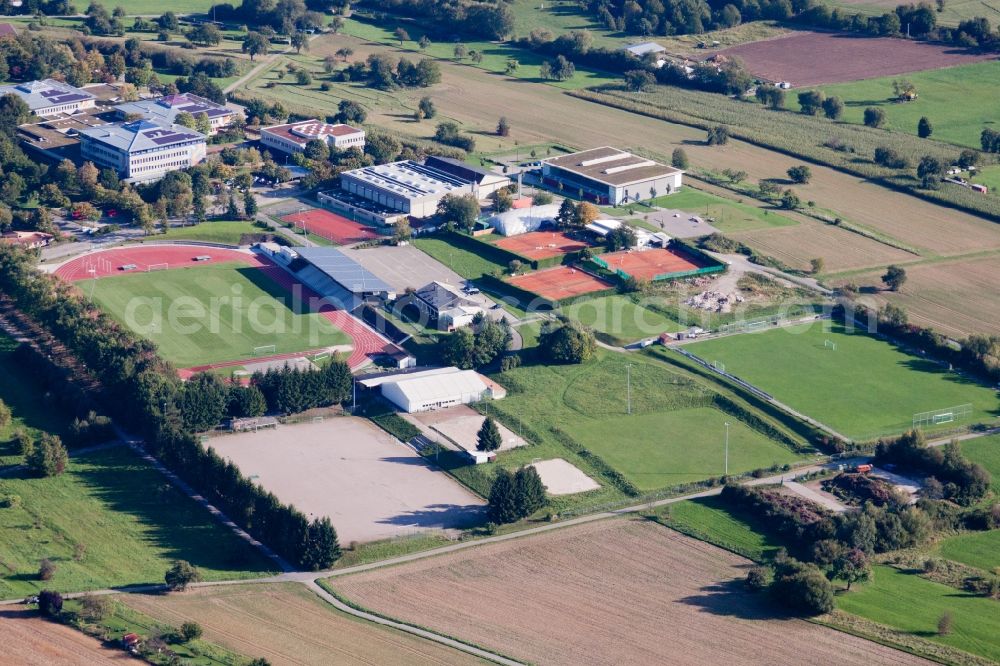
[0,245,342,570]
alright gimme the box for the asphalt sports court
[494,231,590,260]
[601,248,708,280]
[208,418,485,543]
[507,266,614,301]
[282,208,381,244]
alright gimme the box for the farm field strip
[717,30,995,86]
[730,217,918,273]
[121,583,481,665]
[790,60,1000,148]
[0,608,141,665]
[332,519,932,665]
[836,565,1000,663]
[831,253,1000,338]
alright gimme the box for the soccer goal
[312,352,331,363]
[913,403,973,429]
[252,344,277,356]
[824,339,837,351]
[712,360,726,373]
[147,262,169,272]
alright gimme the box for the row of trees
[366,0,515,40]
[875,431,991,505]
[0,245,342,570]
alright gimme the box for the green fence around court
[592,241,727,282]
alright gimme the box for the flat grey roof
[543,146,681,188]
[342,160,470,199]
[297,247,393,294]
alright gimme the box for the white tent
[488,204,562,236]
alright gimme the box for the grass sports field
[837,565,1000,662]
[412,236,506,279]
[686,322,999,439]
[790,60,1000,149]
[565,407,802,490]
[0,446,275,599]
[490,351,807,493]
[87,263,350,367]
[562,294,683,345]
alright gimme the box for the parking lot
[208,418,486,543]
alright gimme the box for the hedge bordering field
[570,87,1000,223]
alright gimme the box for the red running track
[52,245,396,371]
[53,246,260,281]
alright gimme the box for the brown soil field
[122,583,481,666]
[834,253,1000,338]
[0,608,140,665]
[717,31,994,86]
[333,519,931,666]
[731,219,917,272]
[292,33,1000,262]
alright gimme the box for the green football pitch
[687,322,999,439]
[86,263,350,368]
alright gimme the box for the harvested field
[600,247,710,280]
[250,33,1000,264]
[717,31,994,86]
[121,583,480,666]
[333,519,931,666]
[731,219,917,272]
[208,418,485,543]
[493,230,589,260]
[0,608,140,665]
[507,265,613,300]
[281,208,381,245]
[834,254,1000,338]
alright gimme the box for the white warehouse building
[77,119,206,183]
[541,146,683,206]
[363,367,506,413]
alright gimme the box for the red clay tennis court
[494,231,591,260]
[507,266,613,301]
[281,208,381,244]
[600,248,707,280]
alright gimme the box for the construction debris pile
[684,290,744,313]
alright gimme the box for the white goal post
[147,262,169,272]
[824,339,837,351]
[913,403,973,429]
[252,344,277,356]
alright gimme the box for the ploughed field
[716,31,994,86]
[332,519,931,666]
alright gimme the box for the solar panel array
[296,247,393,294]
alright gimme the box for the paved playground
[494,231,589,261]
[281,208,381,244]
[507,266,613,301]
[208,418,486,543]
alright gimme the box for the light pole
[626,363,633,415]
[724,421,730,476]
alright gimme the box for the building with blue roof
[77,119,207,182]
